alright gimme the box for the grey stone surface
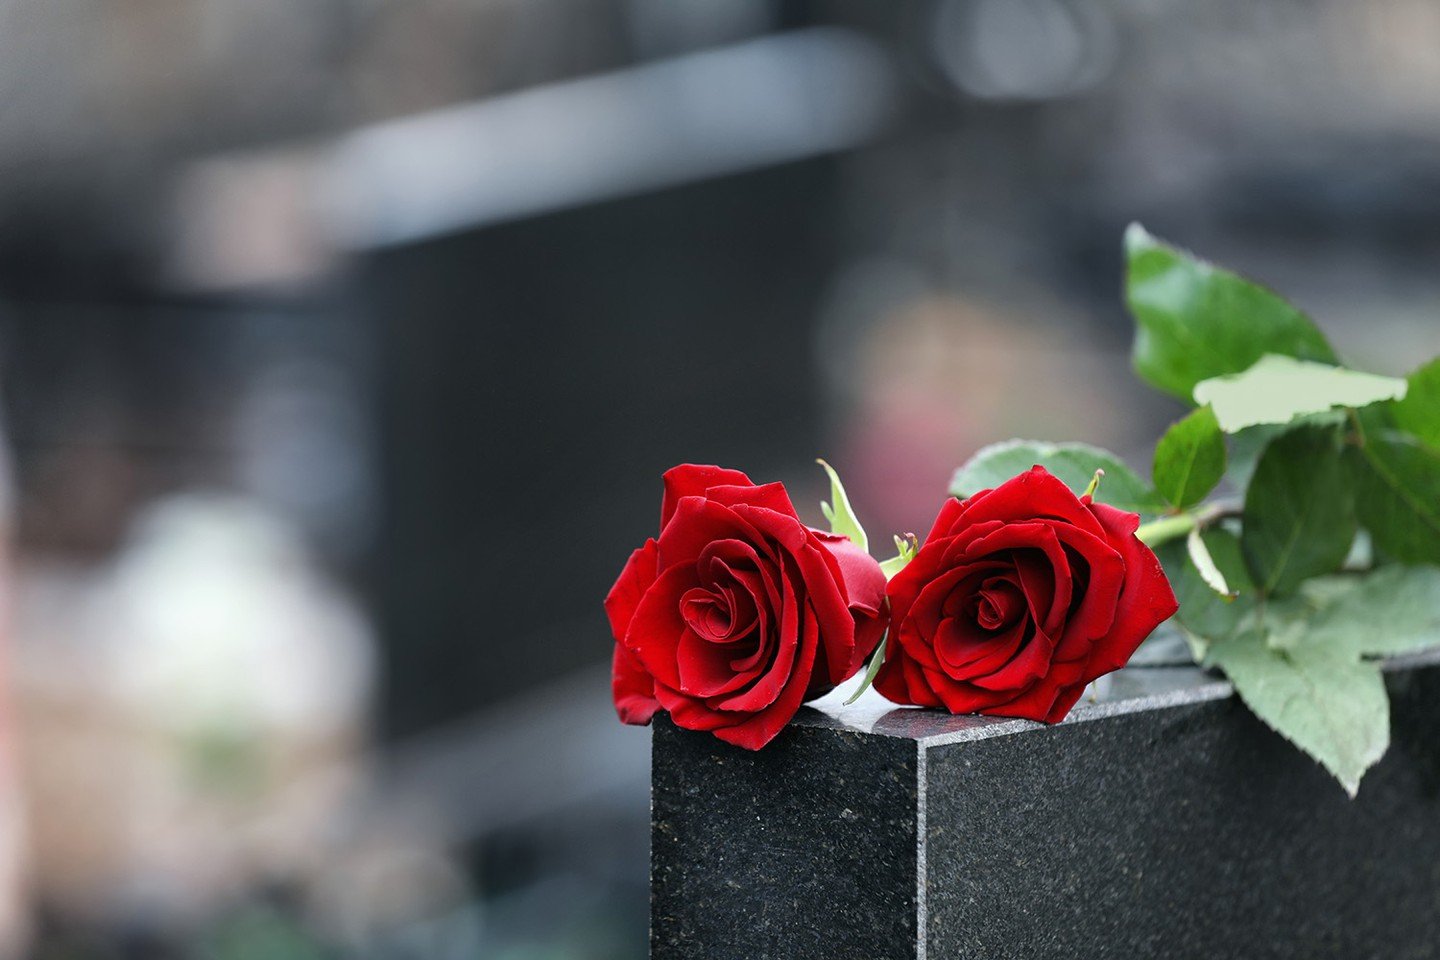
[651,652,1440,959]
[651,716,918,960]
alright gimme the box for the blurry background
[0,0,1438,956]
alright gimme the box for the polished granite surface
[654,649,1440,959]
[799,645,1440,746]
[797,663,1232,745]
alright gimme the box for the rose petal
[724,566,778,677]
[677,626,761,697]
[992,660,1087,721]
[703,481,801,521]
[920,667,997,715]
[967,625,1055,692]
[657,497,769,569]
[612,643,659,725]
[811,529,888,615]
[656,679,736,732]
[1078,502,1179,678]
[1045,523,1126,658]
[924,496,969,541]
[964,523,1073,631]
[874,639,946,708]
[975,576,1025,630]
[957,465,1108,540]
[604,539,658,642]
[798,534,872,685]
[733,505,862,689]
[836,607,888,698]
[1043,682,1089,723]
[711,611,821,750]
[873,649,908,702]
[886,532,965,631]
[905,562,1008,658]
[899,651,944,707]
[933,614,1026,679]
[937,519,1005,568]
[714,552,803,712]
[623,564,702,690]
[680,588,735,642]
[660,464,753,530]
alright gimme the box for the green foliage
[1157,528,1255,660]
[816,459,867,554]
[1186,526,1235,599]
[1124,224,1337,401]
[1391,357,1440,449]
[1119,230,1440,797]
[1205,631,1388,798]
[1241,426,1355,594]
[1153,405,1226,509]
[879,534,917,580]
[1168,558,1440,794]
[949,440,1165,514]
[1224,413,1346,494]
[1193,355,1406,433]
[934,229,1440,797]
[843,634,888,705]
[1348,431,1440,565]
[1301,566,1440,657]
[1225,423,1281,494]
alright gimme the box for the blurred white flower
[98,494,373,741]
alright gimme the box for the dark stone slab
[651,652,1440,959]
[651,716,918,960]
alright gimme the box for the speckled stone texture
[651,656,1440,960]
[651,715,919,960]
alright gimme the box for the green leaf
[1348,431,1440,564]
[949,440,1166,515]
[1193,354,1407,433]
[1226,424,1279,494]
[1186,526,1235,599]
[1224,412,1347,494]
[1156,527,1255,657]
[843,634,887,705]
[1240,425,1355,594]
[879,534,917,580]
[1206,630,1388,797]
[816,459,867,554]
[1124,224,1337,401]
[1301,566,1440,658]
[1391,356,1440,450]
[1153,405,1226,508]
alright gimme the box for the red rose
[607,464,887,749]
[874,465,1177,722]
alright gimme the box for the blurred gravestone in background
[367,162,837,735]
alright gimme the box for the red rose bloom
[874,465,1177,723]
[607,464,887,749]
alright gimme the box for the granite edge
[791,645,1440,748]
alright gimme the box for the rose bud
[607,464,887,750]
[874,465,1178,722]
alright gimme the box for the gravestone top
[797,646,1440,746]
[652,646,1440,960]
[795,663,1231,745]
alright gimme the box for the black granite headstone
[651,653,1440,959]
